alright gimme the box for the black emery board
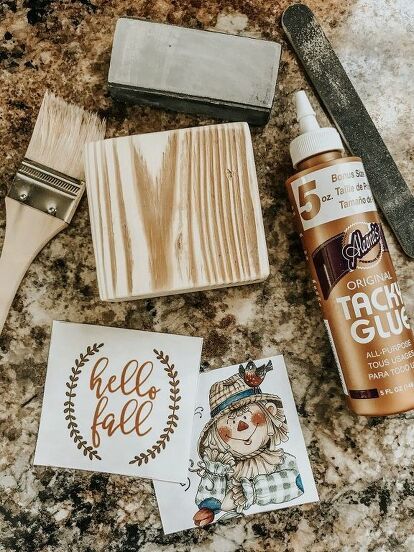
[282,3,414,258]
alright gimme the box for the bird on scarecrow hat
[193,360,304,527]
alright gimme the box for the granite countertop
[0,1,413,551]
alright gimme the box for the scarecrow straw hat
[198,373,285,456]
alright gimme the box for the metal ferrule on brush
[8,158,85,224]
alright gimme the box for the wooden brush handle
[0,197,67,334]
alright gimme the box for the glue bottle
[286,90,414,416]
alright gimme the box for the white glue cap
[289,90,344,168]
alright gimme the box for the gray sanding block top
[108,18,281,125]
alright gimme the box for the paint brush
[0,92,105,334]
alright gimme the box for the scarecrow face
[216,402,277,455]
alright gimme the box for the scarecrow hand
[231,480,252,512]
[193,507,215,527]
[239,478,255,509]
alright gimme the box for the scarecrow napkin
[154,355,318,533]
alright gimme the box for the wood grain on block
[84,122,269,301]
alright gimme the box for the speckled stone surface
[0,1,413,551]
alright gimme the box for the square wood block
[84,122,269,301]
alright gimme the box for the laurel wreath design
[129,349,181,466]
[64,342,104,461]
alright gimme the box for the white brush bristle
[25,91,106,180]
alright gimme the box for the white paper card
[34,321,203,482]
[154,355,319,533]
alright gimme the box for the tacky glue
[286,91,414,415]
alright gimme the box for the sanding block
[282,3,414,258]
[108,18,281,125]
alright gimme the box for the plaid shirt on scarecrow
[195,450,303,513]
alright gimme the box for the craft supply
[108,17,281,125]
[285,91,414,416]
[154,355,319,534]
[84,122,269,301]
[34,321,203,481]
[0,92,105,334]
[282,3,414,258]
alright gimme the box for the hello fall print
[192,361,303,526]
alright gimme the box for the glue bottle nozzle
[289,90,344,168]
[295,90,320,133]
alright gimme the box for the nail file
[282,3,414,258]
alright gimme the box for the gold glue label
[286,158,414,416]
